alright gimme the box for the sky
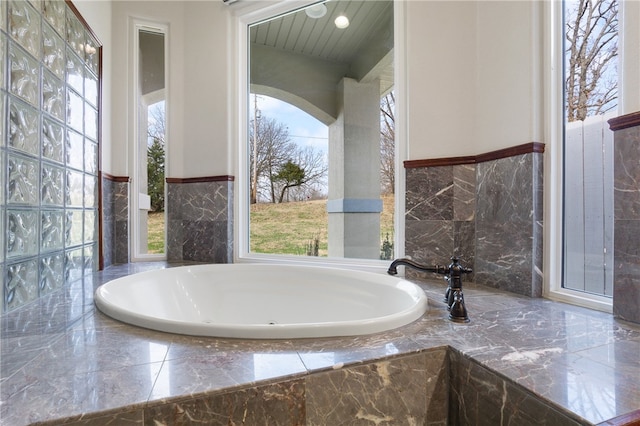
[250,94,328,156]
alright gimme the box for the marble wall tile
[613,220,640,323]
[453,164,475,221]
[114,221,129,265]
[405,219,454,266]
[114,181,129,264]
[165,218,184,261]
[475,219,538,296]
[405,150,542,298]
[406,167,454,221]
[612,124,640,324]
[476,155,534,222]
[101,178,129,267]
[613,126,640,220]
[475,153,543,297]
[144,380,305,425]
[405,164,475,280]
[305,350,448,425]
[182,220,233,263]
[101,178,114,267]
[166,180,233,263]
[454,221,475,281]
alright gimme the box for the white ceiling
[250,0,394,94]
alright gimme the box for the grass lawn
[147,212,165,254]
[146,195,395,257]
[250,199,329,256]
[250,195,395,257]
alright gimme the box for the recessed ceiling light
[334,15,349,29]
[305,4,327,19]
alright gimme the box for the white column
[328,77,382,258]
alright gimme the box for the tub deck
[1,262,639,425]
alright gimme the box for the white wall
[106,1,231,178]
[180,1,231,177]
[475,1,543,152]
[405,1,477,160]
[621,0,640,114]
[79,0,546,178]
[110,1,185,178]
[405,1,542,160]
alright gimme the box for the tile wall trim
[103,172,130,183]
[166,175,235,184]
[608,111,640,131]
[404,142,545,168]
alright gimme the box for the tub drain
[267,320,278,325]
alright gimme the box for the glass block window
[0,0,101,313]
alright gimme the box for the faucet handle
[449,256,472,275]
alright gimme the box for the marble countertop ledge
[1,262,639,425]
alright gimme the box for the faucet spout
[388,256,472,323]
[387,258,447,276]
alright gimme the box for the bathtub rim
[94,264,429,339]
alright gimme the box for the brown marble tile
[40,408,144,425]
[305,351,447,425]
[144,379,305,426]
[450,350,585,426]
[0,361,160,425]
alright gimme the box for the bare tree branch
[565,0,618,122]
[380,92,395,195]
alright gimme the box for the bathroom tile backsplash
[166,178,234,263]
[476,152,544,297]
[611,117,640,324]
[405,148,544,298]
[0,1,101,313]
[405,165,475,272]
[101,176,129,267]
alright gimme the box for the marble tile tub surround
[609,112,640,324]
[405,143,545,298]
[101,174,130,267]
[165,176,234,263]
[1,263,639,425]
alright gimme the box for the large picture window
[244,0,397,262]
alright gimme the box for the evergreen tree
[147,136,165,212]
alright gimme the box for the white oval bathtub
[94,264,428,339]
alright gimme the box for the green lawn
[147,212,165,254]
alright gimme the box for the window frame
[544,0,622,312]
[232,0,407,272]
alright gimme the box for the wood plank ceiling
[250,0,394,94]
